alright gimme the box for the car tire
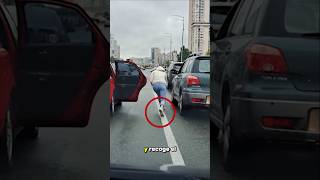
[110,96,115,116]
[211,121,220,140]
[171,88,178,106]
[218,105,240,172]
[0,110,14,170]
[178,93,187,115]
[20,126,39,139]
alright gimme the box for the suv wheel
[0,110,14,170]
[218,105,240,171]
[171,88,178,106]
[211,121,220,140]
[178,93,187,115]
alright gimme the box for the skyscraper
[188,0,210,55]
[151,48,161,65]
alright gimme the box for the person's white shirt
[150,66,168,86]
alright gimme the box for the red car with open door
[109,60,147,115]
[0,0,111,169]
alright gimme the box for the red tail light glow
[262,117,294,129]
[186,75,200,86]
[245,44,288,74]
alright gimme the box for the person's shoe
[159,105,164,117]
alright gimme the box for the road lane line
[151,91,185,168]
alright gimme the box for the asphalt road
[110,70,210,174]
[211,140,320,180]
[0,82,109,180]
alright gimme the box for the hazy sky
[111,0,189,59]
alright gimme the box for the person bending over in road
[150,66,168,116]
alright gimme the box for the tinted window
[261,0,320,37]
[229,0,253,36]
[285,0,319,34]
[2,4,17,42]
[213,13,227,24]
[117,63,139,76]
[192,59,210,73]
[0,20,9,49]
[25,3,93,44]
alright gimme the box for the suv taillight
[245,44,288,74]
[187,75,200,86]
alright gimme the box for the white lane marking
[152,91,185,168]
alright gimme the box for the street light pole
[172,15,184,62]
[181,17,184,62]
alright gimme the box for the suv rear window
[192,58,210,73]
[285,0,319,34]
[261,0,320,37]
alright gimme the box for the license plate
[206,96,210,104]
[308,109,320,133]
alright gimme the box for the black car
[166,62,183,88]
[171,56,210,115]
[210,0,320,170]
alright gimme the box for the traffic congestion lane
[110,69,210,172]
[110,81,172,169]
[0,82,109,180]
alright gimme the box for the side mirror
[0,48,10,63]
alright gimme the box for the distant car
[109,61,147,115]
[210,0,320,170]
[171,56,210,115]
[0,0,109,169]
[166,62,183,88]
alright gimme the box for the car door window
[117,62,139,76]
[1,4,18,42]
[25,3,93,44]
[0,18,9,49]
[228,0,253,36]
[216,1,240,40]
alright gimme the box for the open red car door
[114,60,146,102]
[14,0,109,127]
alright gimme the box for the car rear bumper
[182,89,210,107]
[231,96,320,143]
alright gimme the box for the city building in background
[188,0,210,55]
[151,47,161,65]
[110,36,121,59]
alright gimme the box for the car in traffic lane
[166,62,183,88]
[0,0,110,169]
[210,0,320,171]
[171,56,210,115]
